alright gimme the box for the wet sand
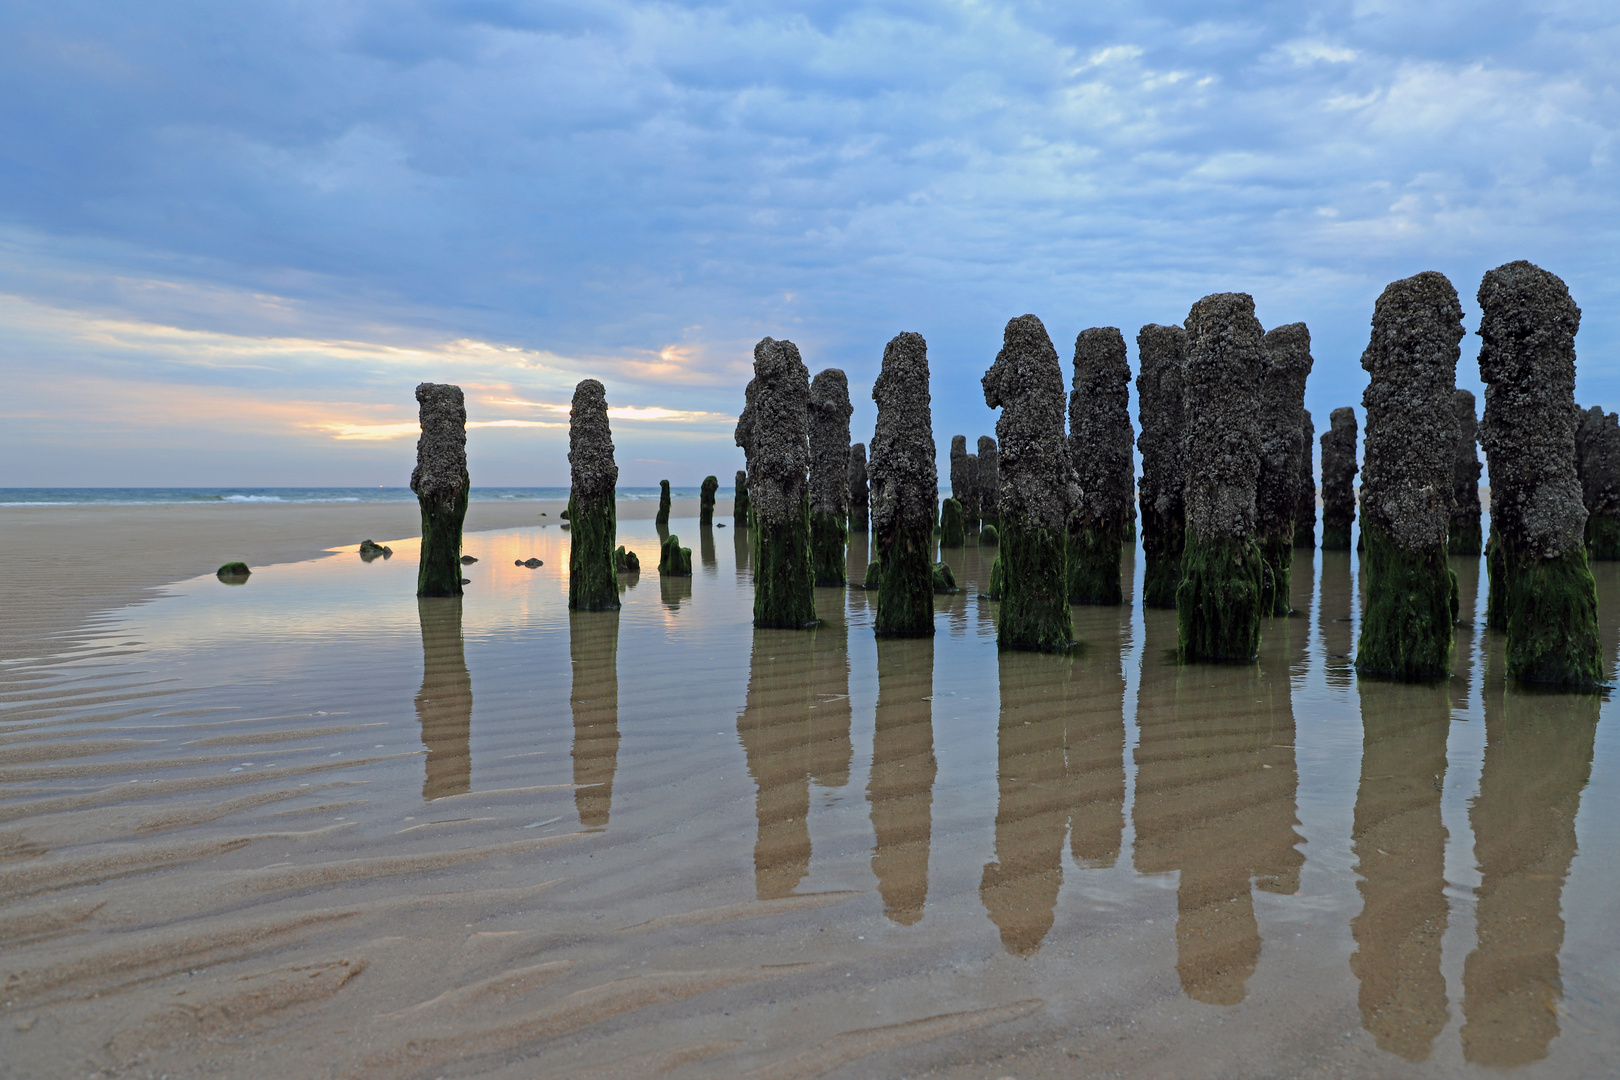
[2,506,1618,1079]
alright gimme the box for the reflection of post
[868,637,936,924]
[659,573,693,611]
[1133,618,1303,1003]
[737,622,854,898]
[980,651,1071,955]
[1349,678,1450,1061]
[1450,553,1481,710]
[733,523,751,581]
[1461,686,1599,1066]
[1319,550,1355,688]
[416,597,472,800]
[700,525,717,572]
[569,610,621,828]
[1069,608,1127,867]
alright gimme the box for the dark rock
[848,443,869,532]
[871,332,938,636]
[1478,260,1601,686]
[931,561,958,593]
[1068,326,1132,605]
[522,557,543,568]
[981,314,1075,651]
[359,539,392,561]
[1256,323,1314,615]
[460,555,477,564]
[216,561,251,581]
[1321,408,1359,550]
[567,378,620,611]
[459,578,471,585]
[1355,271,1462,678]
[809,368,853,585]
[750,338,816,628]
[1135,324,1187,607]
[411,382,469,597]
[1178,293,1266,662]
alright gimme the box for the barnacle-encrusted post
[734,469,750,525]
[1136,324,1186,608]
[735,377,757,525]
[1177,294,1265,662]
[1257,323,1314,616]
[1294,409,1316,548]
[871,332,938,636]
[983,315,1076,651]
[809,368,853,585]
[750,339,817,628]
[1355,272,1462,679]
[1576,406,1620,559]
[1321,408,1359,550]
[412,382,470,598]
[977,436,1000,528]
[1478,260,1602,687]
[699,475,719,526]
[1449,391,1484,555]
[567,379,620,611]
[848,443,869,532]
[1067,327,1132,605]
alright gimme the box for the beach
[2,501,1618,1080]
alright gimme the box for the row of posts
[407,259,1615,690]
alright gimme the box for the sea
[0,487,690,506]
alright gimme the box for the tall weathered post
[655,479,671,529]
[1068,327,1132,605]
[1294,409,1317,548]
[1321,408,1359,550]
[734,469,750,525]
[1577,407,1620,559]
[1450,390,1484,555]
[1478,260,1602,687]
[749,339,816,629]
[983,315,1075,651]
[412,382,469,598]
[567,379,620,611]
[1257,323,1314,616]
[809,368,853,586]
[848,443,869,532]
[1177,293,1266,662]
[1136,324,1186,608]
[1355,271,1462,679]
[976,436,1000,529]
[871,332,938,636]
[699,475,719,526]
[735,377,757,524]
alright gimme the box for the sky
[2,0,1617,487]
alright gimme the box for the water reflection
[569,609,621,828]
[416,596,472,800]
[1069,607,1127,868]
[660,573,693,611]
[1133,613,1304,1003]
[737,609,854,899]
[1461,680,1600,1066]
[1320,550,1354,687]
[1450,555,1481,708]
[700,525,718,572]
[1349,678,1450,1060]
[868,637,936,924]
[733,524,752,583]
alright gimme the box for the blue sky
[2,0,1616,487]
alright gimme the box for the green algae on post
[658,533,693,576]
[983,314,1074,651]
[656,479,671,529]
[809,368,853,586]
[987,554,1005,599]
[938,497,966,548]
[1355,271,1464,678]
[931,561,957,592]
[747,338,817,628]
[411,381,470,598]
[1478,260,1603,687]
[1067,326,1132,605]
[699,475,718,526]
[871,331,938,636]
[1449,391,1484,555]
[1135,324,1186,609]
[1257,323,1314,615]
[1177,293,1266,662]
[979,523,998,546]
[1320,408,1358,551]
[614,545,640,574]
[566,379,620,611]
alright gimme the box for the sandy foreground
[0,498,727,664]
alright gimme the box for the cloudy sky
[2,0,1616,487]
